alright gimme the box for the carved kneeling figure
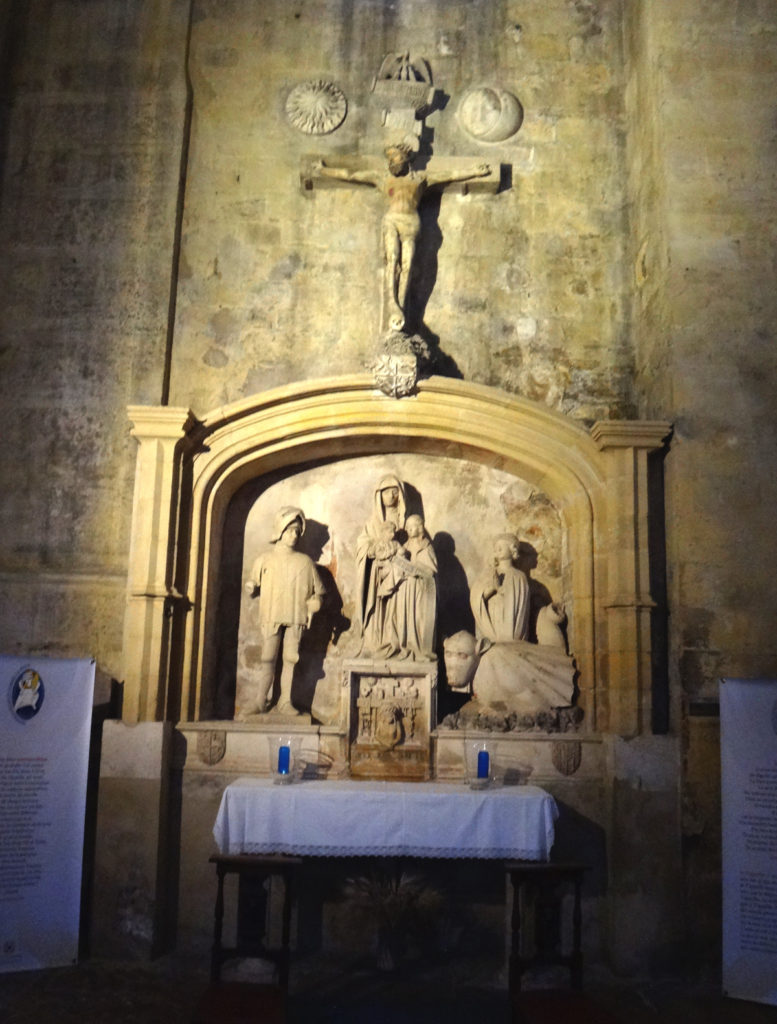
[442,620,577,729]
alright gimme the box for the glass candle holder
[268,734,300,784]
[464,738,496,790]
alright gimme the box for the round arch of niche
[123,375,669,738]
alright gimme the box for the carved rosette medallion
[551,739,582,777]
[286,80,347,135]
[197,730,226,766]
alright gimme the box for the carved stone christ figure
[470,533,530,643]
[317,145,491,331]
[236,507,325,718]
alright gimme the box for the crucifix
[303,145,501,333]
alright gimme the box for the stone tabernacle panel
[344,658,437,781]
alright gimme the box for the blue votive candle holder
[477,749,490,779]
[268,735,297,784]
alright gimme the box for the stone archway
[122,375,669,737]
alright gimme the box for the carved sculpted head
[384,143,413,175]
[271,506,306,546]
[381,485,400,508]
[375,474,406,520]
[493,532,520,564]
[405,513,425,539]
[443,631,481,691]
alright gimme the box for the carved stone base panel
[176,720,348,777]
[349,745,431,781]
[433,731,604,784]
[177,723,603,782]
[344,658,437,781]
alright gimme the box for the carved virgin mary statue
[355,476,437,660]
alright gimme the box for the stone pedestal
[91,721,173,958]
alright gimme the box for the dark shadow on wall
[648,440,671,734]
[432,531,475,721]
[406,188,442,331]
[551,801,608,897]
[0,2,26,196]
[80,677,122,959]
[212,476,265,720]
[518,541,555,645]
[432,531,474,641]
[293,524,350,719]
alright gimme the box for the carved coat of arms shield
[551,739,582,777]
[373,353,418,398]
[197,730,227,766]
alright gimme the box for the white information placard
[0,655,95,973]
[720,677,777,1006]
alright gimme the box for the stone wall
[0,0,643,691]
[170,0,633,418]
[1,0,776,976]
[633,0,777,704]
[624,0,777,967]
[0,0,190,683]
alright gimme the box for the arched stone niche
[121,375,669,739]
[225,452,568,725]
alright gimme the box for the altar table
[213,778,558,861]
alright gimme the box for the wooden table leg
[211,861,226,983]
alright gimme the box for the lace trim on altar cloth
[230,843,549,859]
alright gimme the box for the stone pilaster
[122,406,197,722]
[591,421,671,737]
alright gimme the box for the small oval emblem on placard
[9,667,45,722]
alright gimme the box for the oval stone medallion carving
[458,86,523,143]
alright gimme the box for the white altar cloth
[213,778,558,861]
